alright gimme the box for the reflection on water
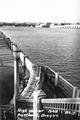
[0,27,80,88]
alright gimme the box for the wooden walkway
[0,31,14,105]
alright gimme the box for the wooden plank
[42,98,80,104]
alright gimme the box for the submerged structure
[0,31,80,120]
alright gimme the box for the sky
[0,0,80,23]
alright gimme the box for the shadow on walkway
[0,66,14,105]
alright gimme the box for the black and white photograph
[0,0,80,120]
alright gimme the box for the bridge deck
[0,31,14,105]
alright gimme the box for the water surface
[0,27,80,88]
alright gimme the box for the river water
[0,26,80,88]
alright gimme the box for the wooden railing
[41,65,80,98]
[16,91,80,120]
[41,98,80,114]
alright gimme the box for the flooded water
[0,27,80,88]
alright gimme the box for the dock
[0,31,80,120]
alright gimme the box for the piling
[13,49,20,120]
[55,72,58,86]
[72,87,77,98]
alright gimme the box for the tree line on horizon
[0,22,80,27]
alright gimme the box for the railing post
[23,56,29,78]
[13,48,20,120]
[33,90,46,120]
[55,73,58,86]
[78,104,80,116]
[72,87,77,98]
[76,89,80,98]
[10,41,13,50]
[23,56,26,77]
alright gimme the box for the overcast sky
[0,0,80,23]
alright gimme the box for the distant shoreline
[0,22,80,29]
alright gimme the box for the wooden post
[13,50,20,120]
[10,41,13,50]
[23,56,26,77]
[72,87,77,98]
[78,104,80,116]
[55,73,58,86]
[33,90,46,120]
[76,89,80,98]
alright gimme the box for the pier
[0,31,80,120]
